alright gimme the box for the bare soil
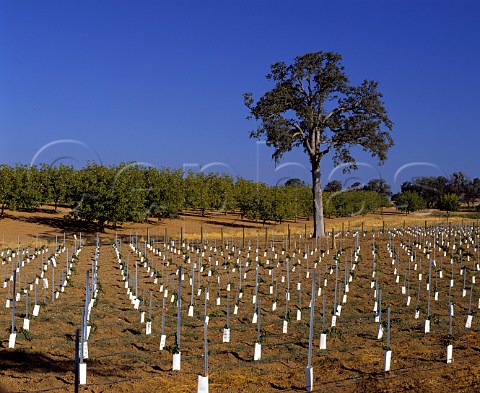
[0,207,479,392]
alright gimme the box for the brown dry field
[0,207,479,392]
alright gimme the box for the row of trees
[1,162,475,225]
[397,172,479,208]
[322,172,480,214]
[392,172,479,214]
[324,178,393,198]
[0,163,389,227]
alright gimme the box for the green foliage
[324,190,387,217]
[437,193,461,213]
[427,313,440,324]
[234,177,258,218]
[284,178,306,187]
[393,191,426,214]
[145,167,183,218]
[442,334,454,346]
[245,51,394,236]
[3,160,470,229]
[7,164,43,211]
[363,178,392,198]
[399,172,479,209]
[0,164,14,216]
[243,182,272,223]
[70,163,116,226]
[323,327,346,342]
[17,327,34,341]
[184,171,209,215]
[207,173,235,212]
[48,164,75,209]
[234,181,314,223]
[463,178,480,207]
[324,180,342,193]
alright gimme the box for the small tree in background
[324,180,342,193]
[50,164,75,211]
[463,178,480,209]
[363,178,392,199]
[437,193,461,216]
[393,191,426,215]
[234,177,258,219]
[284,178,306,187]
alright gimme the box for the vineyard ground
[0,207,479,392]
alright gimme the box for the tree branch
[323,105,349,122]
[320,144,332,157]
[294,124,314,156]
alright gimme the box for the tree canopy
[393,191,426,215]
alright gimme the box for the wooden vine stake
[198,318,209,392]
[32,280,40,316]
[188,263,195,317]
[74,328,80,393]
[425,260,432,333]
[465,285,473,328]
[23,291,30,331]
[252,266,259,323]
[447,301,453,363]
[253,297,261,361]
[159,298,166,350]
[320,293,327,349]
[384,307,392,372]
[79,311,87,384]
[377,290,383,339]
[172,266,182,371]
[223,291,231,342]
[306,271,316,391]
[9,271,17,348]
[146,290,152,335]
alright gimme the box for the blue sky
[1,0,479,192]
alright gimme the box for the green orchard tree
[282,182,311,221]
[437,193,461,215]
[234,177,258,219]
[47,164,75,211]
[393,191,426,215]
[184,171,210,216]
[245,51,393,237]
[145,167,184,219]
[37,163,53,206]
[71,163,114,227]
[12,164,42,211]
[244,182,272,225]
[206,173,235,213]
[0,164,14,217]
[271,186,289,223]
[111,163,148,224]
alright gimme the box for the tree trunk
[311,163,325,237]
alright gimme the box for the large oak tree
[244,51,393,236]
